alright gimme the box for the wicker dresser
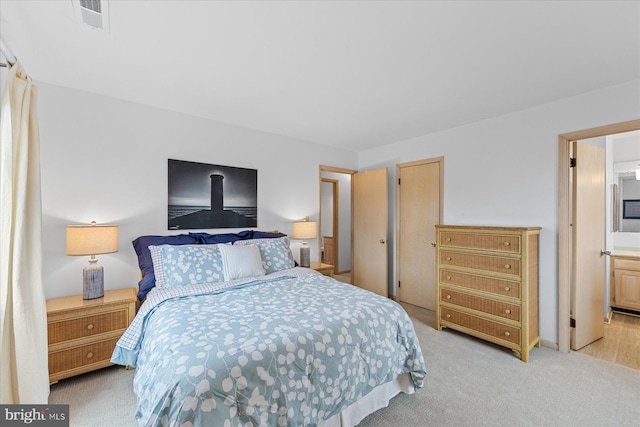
[46,288,137,383]
[435,225,541,362]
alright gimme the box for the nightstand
[46,287,137,384]
[309,262,334,277]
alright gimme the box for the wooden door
[352,168,388,297]
[397,158,442,310]
[571,140,605,350]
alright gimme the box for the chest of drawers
[46,288,137,383]
[435,225,541,362]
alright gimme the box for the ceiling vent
[73,0,110,31]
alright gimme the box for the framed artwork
[168,159,257,230]
[622,199,640,220]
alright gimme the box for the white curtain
[0,62,49,403]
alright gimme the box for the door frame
[395,156,444,302]
[321,178,339,267]
[318,165,357,274]
[557,118,640,353]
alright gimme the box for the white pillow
[219,244,265,281]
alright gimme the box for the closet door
[352,168,388,297]
[397,157,443,310]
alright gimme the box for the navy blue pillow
[132,234,199,300]
[189,230,252,244]
[189,230,285,244]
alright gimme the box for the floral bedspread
[112,268,426,426]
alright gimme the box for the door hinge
[570,318,576,328]
[570,158,576,168]
[398,178,401,185]
[398,281,401,288]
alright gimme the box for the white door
[397,158,442,310]
[571,140,605,350]
[352,168,388,297]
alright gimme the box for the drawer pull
[446,276,451,280]
[446,257,452,261]
[87,324,94,330]
[504,286,510,291]
[86,352,94,359]
[504,332,510,337]
[504,242,511,246]
[446,314,451,319]
[505,309,511,314]
[446,238,451,242]
[446,294,451,300]
[504,264,511,269]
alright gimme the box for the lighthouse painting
[168,159,257,230]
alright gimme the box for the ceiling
[0,1,638,152]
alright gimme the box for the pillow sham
[234,236,295,274]
[132,234,199,300]
[149,244,225,289]
[218,244,265,281]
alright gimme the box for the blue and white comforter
[112,268,426,427]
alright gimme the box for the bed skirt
[319,373,414,427]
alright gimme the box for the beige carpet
[49,303,640,426]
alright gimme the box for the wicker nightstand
[46,288,137,383]
[309,262,334,277]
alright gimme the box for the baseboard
[540,339,558,350]
[605,308,613,325]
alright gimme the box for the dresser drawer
[440,232,520,253]
[440,288,520,321]
[440,270,521,299]
[440,251,521,276]
[48,337,119,376]
[48,309,129,345]
[440,307,521,346]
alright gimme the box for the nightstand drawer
[48,309,129,345]
[46,288,137,383]
[48,337,119,377]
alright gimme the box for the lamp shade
[292,220,317,240]
[66,222,118,256]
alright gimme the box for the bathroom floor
[577,311,640,370]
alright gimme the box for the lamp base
[83,259,104,300]
[299,244,310,268]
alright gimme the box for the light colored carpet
[49,303,640,426]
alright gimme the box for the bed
[111,231,426,426]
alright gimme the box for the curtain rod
[0,39,17,67]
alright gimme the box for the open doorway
[319,165,355,282]
[558,119,640,371]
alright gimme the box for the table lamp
[292,216,317,268]
[66,221,118,299]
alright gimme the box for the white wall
[38,82,358,299]
[358,79,640,346]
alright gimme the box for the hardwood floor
[333,272,351,284]
[576,311,640,370]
